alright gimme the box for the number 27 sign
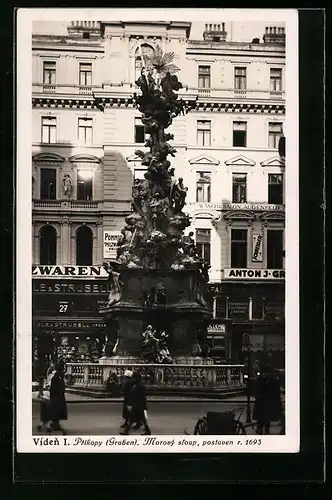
[58,302,69,313]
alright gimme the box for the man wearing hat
[121,369,134,429]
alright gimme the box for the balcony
[42,84,56,93]
[189,87,285,102]
[33,199,102,211]
[79,86,93,95]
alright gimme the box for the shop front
[206,320,232,363]
[207,279,285,368]
[32,266,110,375]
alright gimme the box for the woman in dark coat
[121,372,151,435]
[253,364,282,435]
[48,362,67,435]
[120,370,133,428]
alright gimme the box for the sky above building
[32,20,285,43]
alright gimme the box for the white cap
[124,370,133,378]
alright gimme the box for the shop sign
[228,300,249,318]
[32,266,109,279]
[207,324,226,334]
[252,234,263,262]
[33,280,110,294]
[224,269,285,280]
[190,202,284,212]
[35,320,107,330]
[103,231,121,259]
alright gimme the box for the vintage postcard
[16,7,299,454]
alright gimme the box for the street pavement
[32,400,282,435]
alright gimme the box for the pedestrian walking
[120,369,134,428]
[253,363,282,435]
[121,372,151,435]
[47,361,68,435]
[106,371,121,397]
[36,394,53,433]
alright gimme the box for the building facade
[32,20,286,366]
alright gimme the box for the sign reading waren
[32,265,109,279]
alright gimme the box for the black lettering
[255,270,261,277]
[280,270,285,278]
[229,270,236,277]
[39,266,53,276]
[53,266,64,276]
[90,266,101,276]
[272,270,279,278]
[235,270,242,277]
[263,270,268,277]
[78,267,88,276]
[248,270,254,277]
[65,266,76,276]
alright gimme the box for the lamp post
[242,333,251,423]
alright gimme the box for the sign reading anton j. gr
[224,269,285,280]
[32,265,109,279]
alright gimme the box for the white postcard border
[16,7,299,454]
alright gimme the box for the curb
[32,398,250,404]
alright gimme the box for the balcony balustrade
[33,83,285,103]
[33,199,101,211]
[66,362,245,392]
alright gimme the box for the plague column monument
[100,47,212,364]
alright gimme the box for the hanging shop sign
[190,202,284,212]
[252,234,263,262]
[224,269,285,280]
[103,231,121,259]
[32,266,109,279]
[207,324,226,334]
[35,320,107,330]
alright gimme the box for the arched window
[39,225,57,265]
[135,44,154,82]
[76,226,93,265]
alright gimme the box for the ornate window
[76,226,93,265]
[41,117,56,143]
[39,225,57,265]
[196,172,211,202]
[40,168,57,200]
[270,68,282,91]
[197,120,211,146]
[234,67,247,90]
[134,44,154,82]
[231,229,247,268]
[268,122,283,149]
[43,61,56,85]
[78,117,93,144]
[233,121,247,147]
[267,229,284,269]
[195,229,211,266]
[198,65,211,88]
[77,170,93,200]
[232,174,247,203]
[268,174,283,204]
[79,62,92,86]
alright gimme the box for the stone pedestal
[100,267,212,362]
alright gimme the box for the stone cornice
[32,94,285,114]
